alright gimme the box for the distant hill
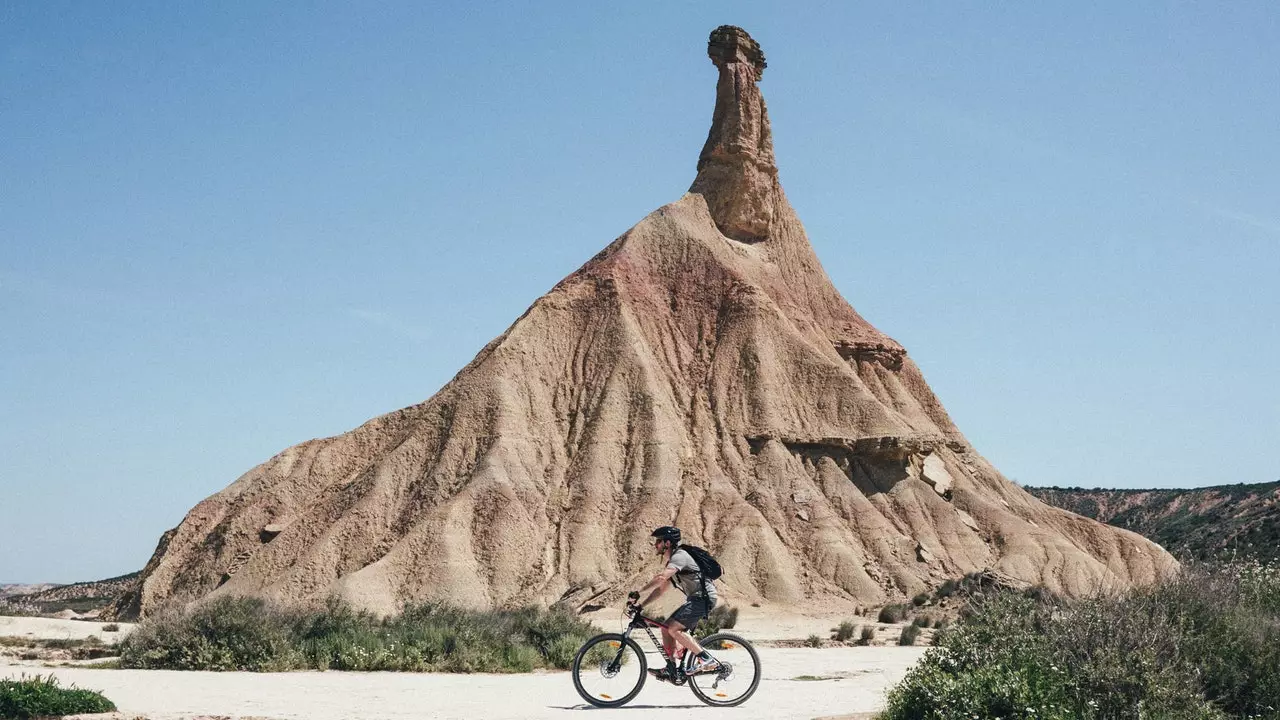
[0,572,140,617]
[0,584,58,599]
[1028,481,1280,562]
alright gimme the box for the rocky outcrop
[1030,481,1280,562]
[113,26,1175,620]
[690,26,777,243]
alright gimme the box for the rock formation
[112,26,1174,620]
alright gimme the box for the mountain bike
[571,591,762,708]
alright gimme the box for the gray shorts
[667,596,714,629]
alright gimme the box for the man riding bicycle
[633,526,720,681]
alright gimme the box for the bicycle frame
[617,608,694,683]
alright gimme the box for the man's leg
[667,620,705,656]
[648,626,680,682]
[660,626,679,661]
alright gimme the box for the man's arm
[637,566,677,608]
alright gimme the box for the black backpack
[680,544,723,580]
[674,543,723,604]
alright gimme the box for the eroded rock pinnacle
[691,25,778,243]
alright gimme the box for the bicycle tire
[571,632,648,708]
[687,632,761,707]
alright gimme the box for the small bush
[912,592,930,607]
[694,604,738,639]
[912,616,930,628]
[859,626,876,645]
[804,634,823,648]
[878,603,907,624]
[831,621,858,642]
[0,674,116,719]
[898,624,921,646]
[101,623,120,632]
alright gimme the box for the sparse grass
[101,623,120,632]
[804,634,823,648]
[120,595,598,673]
[0,674,116,718]
[831,621,858,642]
[0,635,117,661]
[882,561,1280,720]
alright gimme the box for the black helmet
[651,526,681,544]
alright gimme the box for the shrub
[859,626,875,645]
[0,675,116,719]
[121,595,298,671]
[880,563,1280,720]
[935,578,960,598]
[101,623,120,632]
[899,624,921,646]
[831,621,857,642]
[121,596,598,673]
[804,634,822,648]
[878,603,907,624]
[912,592,930,607]
[912,616,930,628]
[694,604,738,638]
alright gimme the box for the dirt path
[1,646,924,719]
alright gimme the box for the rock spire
[691,26,778,243]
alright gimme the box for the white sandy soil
[1,645,924,720]
[0,615,134,641]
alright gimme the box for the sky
[2,2,1277,583]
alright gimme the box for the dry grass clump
[881,561,1280,720]
[898,624,921,646]
[831,621,858,642]
[120,596,597,673]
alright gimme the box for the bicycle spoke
[688,633,761,706]
[572,634,646,708]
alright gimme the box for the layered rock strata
[112,26,1174,619]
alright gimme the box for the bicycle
[571,591,762,708]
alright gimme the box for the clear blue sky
[2,2,1277,583]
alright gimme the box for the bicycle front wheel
[571,633,647,708]
[688,632,761,707]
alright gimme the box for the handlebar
[625,591,642,618]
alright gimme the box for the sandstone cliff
[112,27,1174,619]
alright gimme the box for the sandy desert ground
[1,615,926,719]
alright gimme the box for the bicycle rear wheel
[571,633,647,708]
[687,633,761,707]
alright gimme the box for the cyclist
[633,526,720,682]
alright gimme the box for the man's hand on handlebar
[626,590,642,615]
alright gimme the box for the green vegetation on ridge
[1029,481,1280,562]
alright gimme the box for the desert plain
[0,612,925,720]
